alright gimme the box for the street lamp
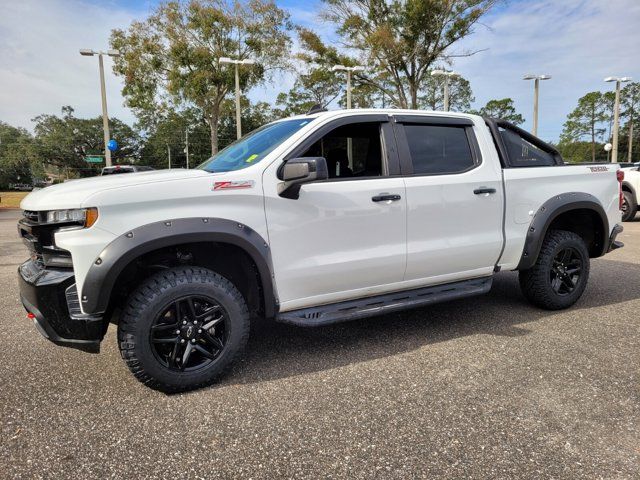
[79,48,120,167]
[331,65,366,109]
[430,70,459,112]
[219,56,256,140]
[523,74,551,137]
[604,76,632,163]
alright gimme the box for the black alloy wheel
[150,295,228,372]
[549,247,583,296]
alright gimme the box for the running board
[276,276,493,327]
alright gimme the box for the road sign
[85,156,104,163]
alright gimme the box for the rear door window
[403,124,476,175]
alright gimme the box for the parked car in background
[101,165,154,175]
[9,183,34,191]
[18,109,624,392]
[621,163,640,221]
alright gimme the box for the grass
[0,191,29,209]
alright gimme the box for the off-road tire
[117,267,249,393]
[621,190,637,222]
[519,230,590,310]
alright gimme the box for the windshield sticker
[245,154,259,163]
[213,180,255,191]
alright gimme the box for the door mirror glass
[283,161,310,181]
[279,157,328,199]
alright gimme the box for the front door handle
[372,193,402,202]
[473,187,496,195]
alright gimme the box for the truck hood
[21,169,211,211]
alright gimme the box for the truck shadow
[223,257,640,387]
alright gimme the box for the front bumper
[18,260,107,353]
[607,224,624,252]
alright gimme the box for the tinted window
[301,123,383,179]
[102,166,134,175]
[499,128,555,167]
[404,125,475,175]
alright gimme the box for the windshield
[197,118,314,173]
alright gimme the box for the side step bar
[276,276,493,327]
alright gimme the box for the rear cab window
[499,127,556,167]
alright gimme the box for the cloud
[2,0,638,143]
[0,0,147,129]
[453,0,640,141]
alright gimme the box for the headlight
[45,208,99,228]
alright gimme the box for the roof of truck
[276,108,481,123]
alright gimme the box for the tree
[218,99,278,148]
[560,92,608,162]
[139,109,209,170]
[110,0,292,155]
[323,0,497,109]
[0,122,39,188]
[276,69,341,116]
[419,73,474,111]
[275,28,347,116]
[620,82,640,162]
[471,98,525,125]
[557,141,607,164]
[32,106,141,177]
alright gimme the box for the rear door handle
[372,193,402,202]
[473,187,496,195]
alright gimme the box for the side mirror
[279,157,328,199]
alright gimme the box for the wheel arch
[80,218,277,318]
[517,192,609,270]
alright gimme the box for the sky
[0,0,639,142]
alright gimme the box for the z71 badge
[212,180,255,191]
[588,166,609,172]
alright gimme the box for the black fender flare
[80,218,277,317]
[516,192,609,270]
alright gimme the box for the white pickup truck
[621,163,640,221]
[18,109,624,392]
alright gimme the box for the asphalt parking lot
[0,208,638,479]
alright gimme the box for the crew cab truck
[621,163,640,221]
[18,109,624,392]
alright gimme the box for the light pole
[331,65,366,109]
[80,48,120,167]
[604,76,632,163]
[219,57,256,140]
[184,127,190,169]
[523,74,551,137]
[430,70,459,112]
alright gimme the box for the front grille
[18,212,73,269]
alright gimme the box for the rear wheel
[519,230,590,310]
[621,190,637,222]
[118,267,249,393]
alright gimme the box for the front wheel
[118,267,250,393]
[519,230,590,310]
[621,191,637,222]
